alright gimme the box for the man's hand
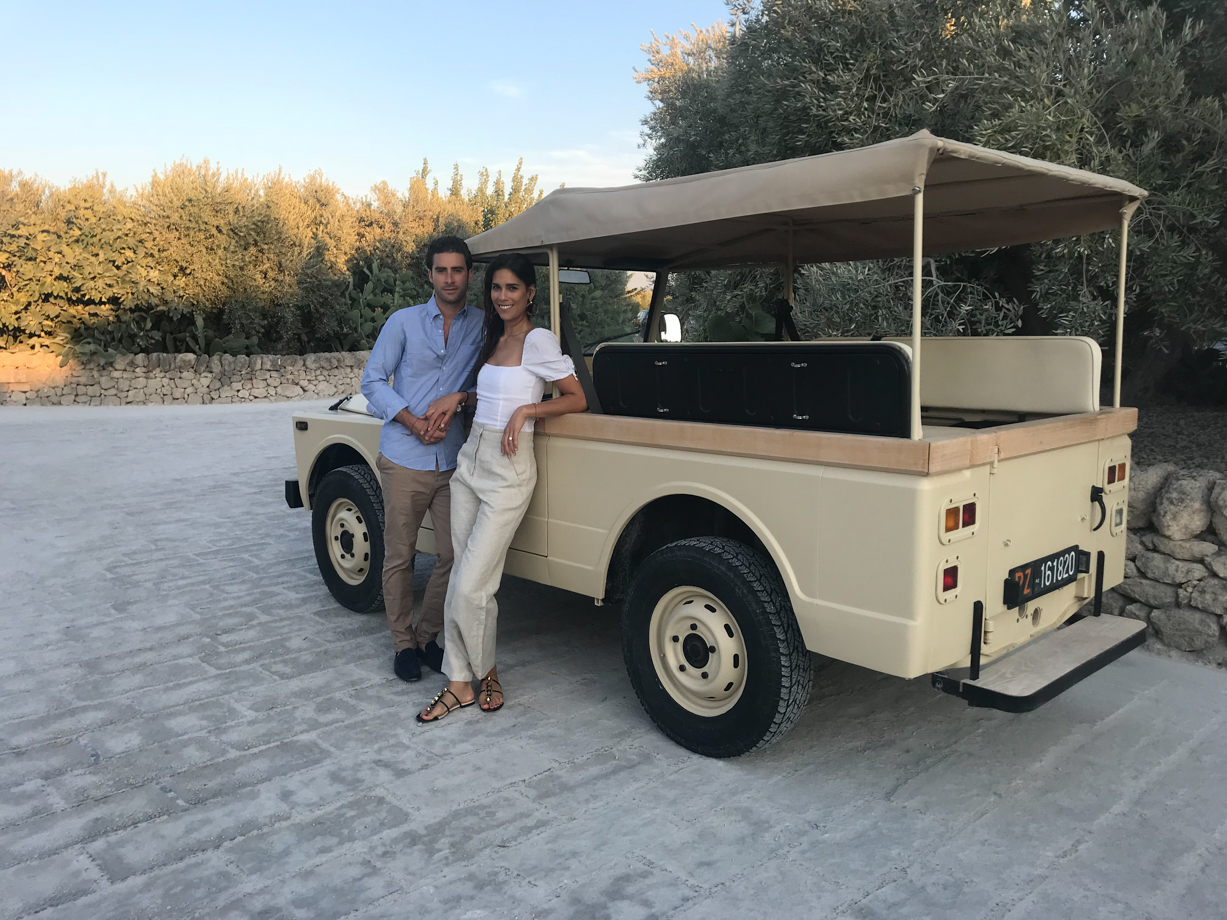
[421,392,466,441]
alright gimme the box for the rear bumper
[931,614,1146,713]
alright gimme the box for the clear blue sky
[2,0,731,196]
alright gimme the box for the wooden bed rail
[537,408,1138,476]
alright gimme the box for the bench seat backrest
[884,336,1101,415]
[591,336,1100,436]
[592,341,913,437]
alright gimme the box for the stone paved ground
[2,402,1226,920]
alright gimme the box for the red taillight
[942,565,959,592]
[962,502,976,528]
[1117,462,1126,482]
[945,507,960,533]
[1107,465,1117,485]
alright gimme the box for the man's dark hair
[425,235,473,272]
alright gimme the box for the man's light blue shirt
[360,297,483,471]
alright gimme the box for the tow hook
[1090,485,1107,532]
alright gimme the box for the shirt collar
[426,296,475,322]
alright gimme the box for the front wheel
[311,464,385,612]
[622,536,813,757]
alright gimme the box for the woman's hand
[501,405,533,456]
[422,392,466,440]
[411,416,442,444]
[499,375,588,456]
[394,408,443,445]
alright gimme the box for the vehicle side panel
[546,436,951,676]
[544,437,827,600]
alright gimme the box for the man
[361,236,483,683]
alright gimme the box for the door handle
[1090,485,1107,532]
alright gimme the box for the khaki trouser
[442,424,537,682]
[377,454,454,654]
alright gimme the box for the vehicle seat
[592,341,913,437]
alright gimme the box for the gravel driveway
[1,402,1225,920]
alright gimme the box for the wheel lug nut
[701,671,708,679]
[679,665,686,672]
[672,636,679,642]
[708,645,716,653]
[690,624,698,631]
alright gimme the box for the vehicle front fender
[292,411,383,511]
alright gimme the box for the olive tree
[637,0,1227,400]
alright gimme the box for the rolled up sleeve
[360,318,410,421]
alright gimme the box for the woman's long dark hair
[476,252,538,370]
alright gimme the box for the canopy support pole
[910,186,924,440]
[642,270,669,342]
[784,220,795,304]
[1112,202,1139,409]
[548,246,561,338]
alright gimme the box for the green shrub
[0,159,554,356]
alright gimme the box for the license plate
[1003,545,1083,609]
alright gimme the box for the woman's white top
[473,327,576,432]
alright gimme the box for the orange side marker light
[945,507,961,533]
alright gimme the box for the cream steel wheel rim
[325,497,371,586]
[648,586,747,716]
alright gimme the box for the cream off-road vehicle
[287,131,1147,758]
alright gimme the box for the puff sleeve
[521,328,576,382]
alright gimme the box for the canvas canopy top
[465,130,1147,271]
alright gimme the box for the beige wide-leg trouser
[442,424,537,682]
[376,455,454,654]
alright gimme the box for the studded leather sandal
[416,687,475,724]
[479,676,504,713]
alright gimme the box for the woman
[417,252,588,723]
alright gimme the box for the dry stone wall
[0,350,370,406]
[1096,463,1227,667]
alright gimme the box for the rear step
[931,614,1147,713]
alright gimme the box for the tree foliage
[636,0,1227,398]
[0,158,571,358]
[550,270,643,347]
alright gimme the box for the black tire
[622,536,812,757]
[311,464,385,612]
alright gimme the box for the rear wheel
[622,536,812,757]
[311,464,384,612]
